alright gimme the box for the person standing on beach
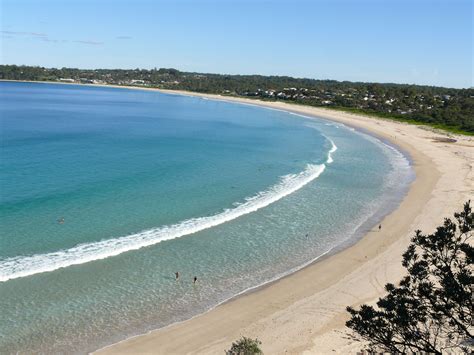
[193,276,197,284]
[175,271,179,280]
[379,224,382,231]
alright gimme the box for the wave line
[0,155,336,282]
[326,138,337,164]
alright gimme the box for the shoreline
[97,87,472,354]
[98,88,425,354]
[2,81,472,353]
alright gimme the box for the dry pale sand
[5,82,468,354]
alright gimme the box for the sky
[0,0,472,88]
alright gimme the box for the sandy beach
[90,88,473,354]
[2,82,472,354]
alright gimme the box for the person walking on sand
[379,224,382,231]
[175,271,179,280]
[193,276,197,285]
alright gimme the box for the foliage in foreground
[346,201,473,354]
[226,336,263,355]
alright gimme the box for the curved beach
[95,91,473,354]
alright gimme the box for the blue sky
[1,0,472,88]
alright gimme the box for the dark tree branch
[346,201,473,353]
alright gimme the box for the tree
[346,201,473,354]
[226,336,263,355]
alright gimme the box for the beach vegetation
[226,336,263,355]
[346,201,473,354]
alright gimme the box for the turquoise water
[0,82,412,353]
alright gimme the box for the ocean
[0,82,412,353]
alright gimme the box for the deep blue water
[0,82,412,353]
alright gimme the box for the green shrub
[226,336,263,355]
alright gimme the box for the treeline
[1,65,473,134]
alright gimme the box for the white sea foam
[326,138,337,164]
[0,154,337,282]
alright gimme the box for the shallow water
[0,82,412,353]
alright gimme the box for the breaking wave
[0,139,336,282]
